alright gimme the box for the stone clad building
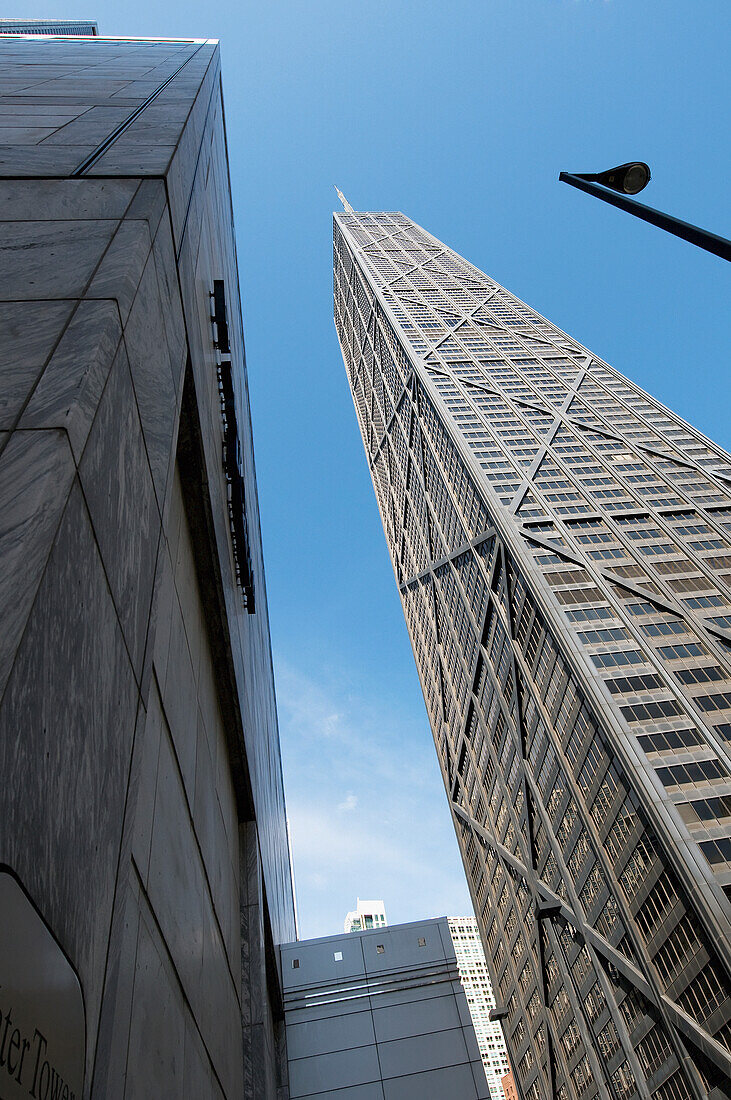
[0,32,295,1098]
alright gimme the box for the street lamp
[569,161,651,195]
[559,162,731,261]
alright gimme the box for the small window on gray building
[334,951,343,961]
[376,944,385,954]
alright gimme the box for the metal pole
[559,172,731,262]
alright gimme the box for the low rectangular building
[280,918,490,1099]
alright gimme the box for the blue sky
[14,0,730,938]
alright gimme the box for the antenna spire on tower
[334,186,353,213]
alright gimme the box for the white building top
[344,898,387,933]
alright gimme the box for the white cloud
[275,655,473,939]
[288,803,414,872]
[275,655,439,789]
[275,661,344,739]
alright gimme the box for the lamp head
[590,162,651,195]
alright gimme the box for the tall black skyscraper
[334,207,731,1100]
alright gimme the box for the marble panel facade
[0,32,295,1100]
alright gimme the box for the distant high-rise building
[0,19,98,34]
[334,205,731,1099]
[344,897,387,932]
[449,916,511,1100]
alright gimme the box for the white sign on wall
[0,871,85,1100]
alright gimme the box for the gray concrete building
[334,207,731,1100]
[280,918,490,1099]
[0,32,295,1099]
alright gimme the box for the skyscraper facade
[449,916,512,1100]
[333,208,731,1100]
